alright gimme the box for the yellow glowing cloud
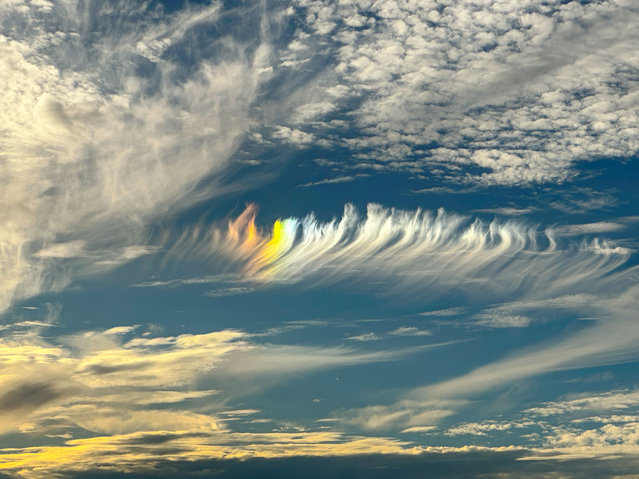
[250,219,298,272]
[0,326,425,477]
[0,430,422,479]
[0,324,418,478]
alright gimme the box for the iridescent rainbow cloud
[221,203,631,300]
[226,204,299,276]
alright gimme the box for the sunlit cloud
[0,430,422,479]
[0,325,428,477]
[2,1,639,476]
[0,1,279,313]
[187,203,634,308]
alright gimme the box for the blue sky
[1,0,639,477]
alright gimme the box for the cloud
[0,1,281,313]
[518,390,639,460]
[300,175,367,188]
[388,327,432,337]
[336,399,464,432]
[354,287,635,434]
[4,0,638,315]
[264,0,639,185]
[0,432,423,479]
[0,382,63,413]
[272,126,314,145]
[346,327,432,341]
[556,221,627,236]
[146,203,639,439]
[0,316,458,475]
[471,312,531,328]
[445,421,527,437]
[472,207,537,216]
[191,203,633,309]
[33,241,87,259]
[419,307,466,317]
[0,326,432,474]
[525,390,639,418]
[346,332,381,342]
[0,323,423,440]
[8,449,639,479]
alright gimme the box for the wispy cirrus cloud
[334,285,639,434]
[178,203,633,308]
[176,204,638,437]
[0,1,285,313]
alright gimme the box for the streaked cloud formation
[201,204,632,303]
[3,0,638,313]
[0,324,422,477]
[0,0,274,312]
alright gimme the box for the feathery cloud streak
[184,203,633,306]
[162,203,639,435]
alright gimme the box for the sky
[1,0,639,477]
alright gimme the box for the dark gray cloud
[23,451,639,479]
[0,382,62,412]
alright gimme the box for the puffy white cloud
[278,0,639,185]
[525,390,639,417]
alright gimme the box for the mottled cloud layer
[279,0,639,184]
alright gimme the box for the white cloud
[279,0,639,185]
[445,421,523,437]
[336,399,464,432]
[0,2,276,312]
[419,307,466,317]
[200,204,633,309]
[557,222,627,236]
[33,241,87,259]
[525,390,639,417]
[346,332,381,342]
[272,126,315,145]
[345,327,432,341]
[388,327,432,337]
[472,312,531,328]
[301,175,367,188]
[407,288,639,404]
